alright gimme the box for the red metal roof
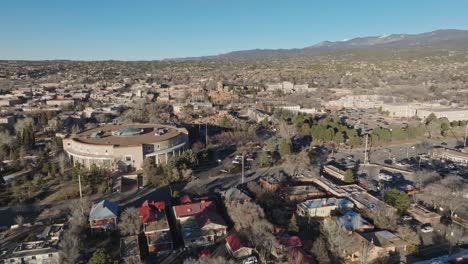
[195,210,227,228]
[179,195,192,204]
[226,234,244,252]
[138,200,166,224]
[278,235,302,248]
[173,199,214,218]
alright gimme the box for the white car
[401,215,412,221]
[421,225,434,233]
[242,256,258,264]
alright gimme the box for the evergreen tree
[288,214,299,234]
[87,248,116,264]
[279,139,292,158]
[344,169,354,183]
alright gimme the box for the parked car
[401,215,413,221]
[421,224,434,233]
[198,249,211,257]
[242,256,258,264]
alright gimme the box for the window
[31,256,36,260]
[125,156,131,161]
[48,254,53,258]
[195,205,201,210]
[187,208,192,212]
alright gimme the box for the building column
[156,154,159,165]
[165,153,168,163]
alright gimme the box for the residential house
[354,231,409,262]
[172,196,227,248]
[225,234,253,259]
[296,198,354,218]
[275,235,314,264]
[259,172,285,192]
[407,204,441,225]
[338,210,374,232]
[120,235,140,262]
[1,240,60,264]
[323,164,347,182]
[139,200,173,253]
[89,199,118,231]
[282,186,325,202]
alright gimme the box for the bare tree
[417,175,468,217]
[57,152,68,174]
[118,207,141,236]
[123,256,143,264]
[359,240,371,264]
[396,225,420,245]
[0,131,14,146]
[283,148,310,177]
[14,215,25,227]
[225,199,277,262]
[59,229,81,264]
[311,238,331,263]
[351,213,364,231]
[14,117,34,133]
[184,256,235,264]
[321,218,354,258]
[368,205,398,231]
[413,170,440,190]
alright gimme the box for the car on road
[401,215,413,221]
[421,224,434,233]
[242,256,258,264]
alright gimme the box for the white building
[297,198,353,217]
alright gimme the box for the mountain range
[173,29,468,60]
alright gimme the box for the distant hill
[171,29,468,60]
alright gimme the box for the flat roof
[69,124,186,147]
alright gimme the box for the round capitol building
[63,124,189,171]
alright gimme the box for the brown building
[63,124,189,171]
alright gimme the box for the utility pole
[78,174,84,216]
[205,123,208,147]
[241,152,245,185]
[464,122,468,148]
[364,134,369,164]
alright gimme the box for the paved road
[0,164,282,229]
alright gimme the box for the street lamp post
[464,123,468,148]
[78,174,84,216]
[241,152,245,185]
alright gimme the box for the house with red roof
[225,234,253,259]
[172,196,215,223]
[275,235,315,264]
[172,196,227,248]
[139,200,173,253]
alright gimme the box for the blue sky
[1,0,468,60]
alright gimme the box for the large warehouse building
[63,124,189,171]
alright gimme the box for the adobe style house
[225,234,253,259]
[296,198,354,218]
[89,199,118,231]
[138,200,173,253]
[348,230,409,263]
[172,195,227,248]
[338,210,374,232]
[282,185,325,202]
